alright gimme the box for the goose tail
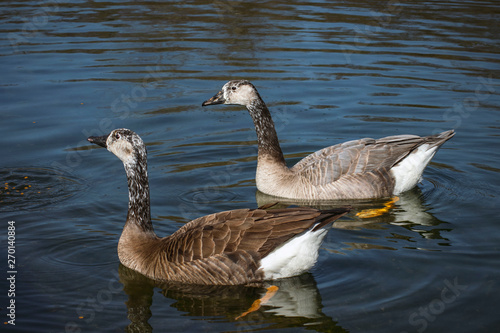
[312,207,351,231]
[391,129,455,194]
[427,129,455,148]
[260,207,350,280]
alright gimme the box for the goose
[87,128,350,285]
[202,80,455,200]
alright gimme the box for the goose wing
[161,207,348,263]
[291,135,428,186]
[152,207,348,284]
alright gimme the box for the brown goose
[202,80,455,200]
[87,129,349,285]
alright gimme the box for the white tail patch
[259,226,329,280]
[391,144,438,195]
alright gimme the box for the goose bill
[87,134,109,148]
[202,90,225,106]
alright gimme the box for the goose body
[202,80,455,200]
[87,129,349,285]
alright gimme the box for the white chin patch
[108,140,135,164]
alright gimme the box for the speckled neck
[123,148,154,234]
[247,98,286,166]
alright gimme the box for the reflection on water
[1,0,499,332]
[257,182,451,252]
[118,265,344,332]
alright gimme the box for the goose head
[202,80,261,107]
[88,128,146,166]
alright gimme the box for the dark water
[1,0,499,332]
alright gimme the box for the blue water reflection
[1,0,499,332]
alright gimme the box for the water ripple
[179,187,237,205]
[0,166,87,212]
[40,237,116,268]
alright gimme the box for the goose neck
[123,155,154,234]
[247,99,286,166]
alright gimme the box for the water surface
[1,1,499,332]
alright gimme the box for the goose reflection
[256,185,449,244]
[118,264,345,332]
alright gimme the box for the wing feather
[159,207,349,265]
[291,135,430,186]
[135,206,351,284]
